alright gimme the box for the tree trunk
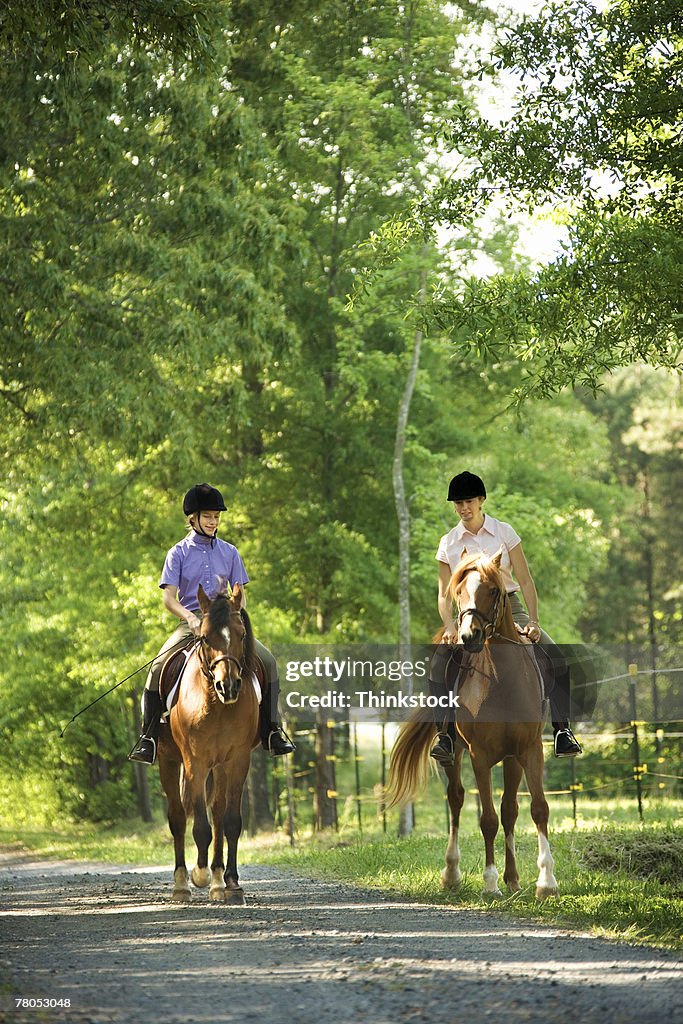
[641,465,660,752]
[393,260,428,838]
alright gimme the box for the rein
[456,585,543,699]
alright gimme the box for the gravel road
[1,852,681,1024]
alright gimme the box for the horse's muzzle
[460,629,484,653]
[214,677,242,704]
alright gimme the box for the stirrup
[430,732,455,767]
[554,727,582,758]
[264,727,295,756]
[128,735,157,765]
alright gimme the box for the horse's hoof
[506,881,521,893]
[225,887,246,906]
[191,866,211,888]
[209,887,227,903]
[535,885,558,900]
[171,889,191,903]
[482,888,503,900]
[440,869,462,890]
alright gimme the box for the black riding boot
[429,646,463,767]
[128,690,163,765]
[260,678,295,756]
[553,723,582,757]
[550,666,582,757]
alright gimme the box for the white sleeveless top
[436,514,522,593]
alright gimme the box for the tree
[362,0,682,399]
[0,29,299,821]
[0,1,225,65]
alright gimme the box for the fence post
[353,723,363,836]
[629,663,644,822]
[381,723,387,833]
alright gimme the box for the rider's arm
[437,560,458,643]
[162,586,200,629]
[508,543,541,640]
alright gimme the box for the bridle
[198,643,244,684]
[196,610,247,691]
[457,579,504,641]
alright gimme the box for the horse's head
[448,550,505,653]
[197,584,247,704]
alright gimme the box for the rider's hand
[186,613,201,633]
[442,624,458,645]
[522,620,541,642]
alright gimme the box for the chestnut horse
[158,583,260,905]
[388,550,558,899]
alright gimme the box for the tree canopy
[359,0,682,399]
[0,0,680,826]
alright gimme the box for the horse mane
[239,607,257,677]
[207,593,231,632]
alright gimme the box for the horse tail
[385,712,437,808]
[179,766,213,817]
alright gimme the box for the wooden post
[629,663,644,822]
[353,723,363,835]
[381,724,387,833]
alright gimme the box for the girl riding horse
[429,470,582,764]
[129,482,294,763]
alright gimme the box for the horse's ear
[491,547,503,568]
[232,582,241,604]
[460,547,468,562]
[197,585,210,614]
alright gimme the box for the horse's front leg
[471,753,502,899]
[158,755,191,902]
[223,757,250,906]
[208,766,229,902]
[522,740,558,899]
[185,765,212,890]
[501,755,523,893]
[441,744,465,889]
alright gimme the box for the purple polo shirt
[159,533,250,613]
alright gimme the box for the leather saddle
[159,639,197,720]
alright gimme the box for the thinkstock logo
[272,644,453,723]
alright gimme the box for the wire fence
[266,716,683,841]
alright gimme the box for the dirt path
[1,854,681,1024]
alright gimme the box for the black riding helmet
[183,483,227,515]
[447,471,486,501]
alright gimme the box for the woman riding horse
[129,482,294,763]
[429,470,582,764]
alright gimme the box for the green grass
[2,797,682,951]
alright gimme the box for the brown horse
[388,550,558,899]
[157,583,260,905]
